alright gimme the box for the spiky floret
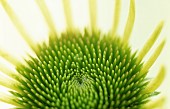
[0,0,166,108]
[7,30,155,108]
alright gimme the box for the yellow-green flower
[0,0,166,108]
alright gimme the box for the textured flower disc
[10,30,156,109]
[0,0,166,108]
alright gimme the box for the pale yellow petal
[89,0,97,31]
[35,0,57,36]
[111,0,121,37]
[0,48,19,65]
[142,66,165,93]
[0,92,23,107]
[138,39,166,77]
[142,96,166,109]
[0,74,20,92]
[122,0,135,43]
[0,0,38,53]
[137,21,164,62]
[0,62,20,80]
[62,0,74,31]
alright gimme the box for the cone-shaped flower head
[0,0,166,108]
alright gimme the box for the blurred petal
[111,0,121,37]
[89,0,97,31]
[137,21,164,63]
[138,39,165,77]
[122,0,135,43]
[142,66,166,93]
[62,0,74,31]
[0,0,38,53]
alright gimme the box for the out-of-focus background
[0,0,169,108]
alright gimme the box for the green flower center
[10,30,154,109]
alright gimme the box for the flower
[0,0,166,108]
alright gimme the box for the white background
[0,0,170,108]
